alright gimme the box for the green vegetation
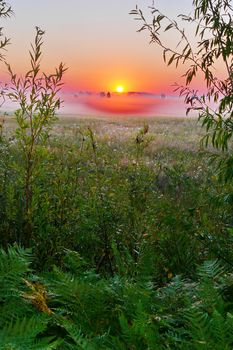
[0,0,233,348]
[131,0,233,180]
[1,115,233,348]
[6,27,66,246]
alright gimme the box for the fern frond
[184,308,210,348]
[0,315,61,350]
[0,245,32,291]
[61,320,96,350]
[198,259,223,280]
[0,246,33,327]
[197,260,225,314]
[210,310,228,345]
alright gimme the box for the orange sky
[3,0,200,94]
[0,0,227,117]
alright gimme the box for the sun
[116,85,124,93]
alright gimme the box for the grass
[56,114,203,146]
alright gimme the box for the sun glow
[116,85,124,93]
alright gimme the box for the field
[1,114,233,349]
[56,114,203,149]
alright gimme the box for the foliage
[0,0,12,57]
[0,119,233,347]
[0,247,233,349]
[0,0,12,107]
[0,246,61,349]
[6,27,66,245]
[130,0,233,180]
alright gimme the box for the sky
[3,0,194,93]
[0,0,222,116]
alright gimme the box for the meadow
[1,114,233,349]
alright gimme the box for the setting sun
[116,85,124,93]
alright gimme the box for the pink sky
[3,1,195,93]
[0,1,226,116]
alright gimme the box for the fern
[0,246,232,349]
[59,320,96,350]
[0,246,33,327]
[210,310,232,347]
[0,246,62,350]
[197,260,225,314]
[46,264,118,335]
[0,245,32,289]
[181,260,233,349]
[0,316,61,350]
[117,304,162,349]
[184,309,210,349]
[198,260,224,280]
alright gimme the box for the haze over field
[58,92,188,117]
